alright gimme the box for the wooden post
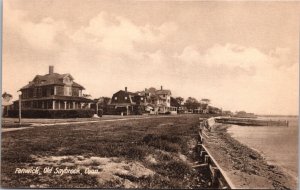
[18,94,21,125]
[96,103,99,115]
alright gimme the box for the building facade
[109,86,177,115]
[108,87,146,115]
[16,66,92,112]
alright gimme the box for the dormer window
[64,86,72,96]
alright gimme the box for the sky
[2,0,299,115]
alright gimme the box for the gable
[63,75,74,85]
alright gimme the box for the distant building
[208,106,222,114]
[108,87,146,115]
[108,86,177,115]
[222,110,233,116]
[11,66,93,117]
[138,86,177,114]
[2,92,13,117]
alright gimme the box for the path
[1,115,181,133]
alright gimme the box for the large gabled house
[108,87,146,115]
[136,86,177,114]
[11,66,93,118]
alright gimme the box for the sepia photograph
[1,0,299,189]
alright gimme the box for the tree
[95,97,111,108]
[184,97,200,110]
[175,97,184,105]
[200,98,211,105]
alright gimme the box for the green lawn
[1,115,209,188]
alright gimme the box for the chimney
[125,87,127,92]
[49,65,54,74]
[161,85,163,90]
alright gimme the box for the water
[227,116,298,181]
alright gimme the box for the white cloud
[70,12,177,58]
[4,2,66,51]
[21,18,66,50]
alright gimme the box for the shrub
[8,109,95,118]
[97,109,103,117]
[142,134,182,152]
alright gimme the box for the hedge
[8,109,95,118]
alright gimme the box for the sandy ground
[203,123,297,189]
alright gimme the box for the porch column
[96,103,99,114]
[42,101,45,109]
[54,86,57,95]
[88,103,91,109]
[58,101,61,110]
[80,103,83,109]
[73,102,75,109]
[53,100,56,110]
[64,101,67,110]
[126,106,129,115]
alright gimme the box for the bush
[8,109,95,118]
[97,109,103,117]
[142,134,182,152]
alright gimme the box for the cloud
[176,43,295,76]
[70,12,177,58]
[4,2,66,51]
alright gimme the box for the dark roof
[20,73,85,90]
[115,90,138,96]
[2,92,12,98]
[156,89,171,95]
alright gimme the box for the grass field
[1,115,209,188]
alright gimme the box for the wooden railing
[196,119,235,189]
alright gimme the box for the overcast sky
[3,0,299,115]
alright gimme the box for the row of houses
[107,86,178,115]
[4,66,184,118]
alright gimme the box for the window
[51,87,55,95]
[33,88,37,97]
[64,86,72,96]
[115,97,118,100]
[125,97,128,100]
[141,97,144,100]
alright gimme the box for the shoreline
[227,124,298,185]
[203,123,297,189]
